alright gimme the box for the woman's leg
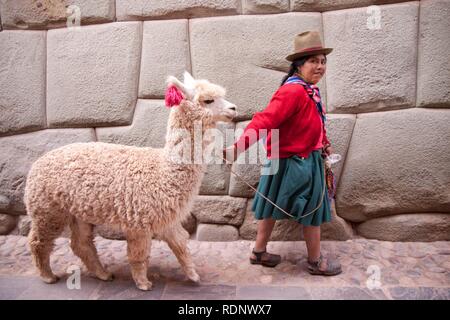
[303,225,321,261]
[254,218,276,252]
[250,218,281,266]
[304,225,342,274]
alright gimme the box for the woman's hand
[324,145,333,156]
[223,145,238,163]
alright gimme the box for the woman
[224,31,342,276]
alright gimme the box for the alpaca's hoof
[98,272,114,282]
[187,271,200,283]
[136,281,153,291]
[41,274,60,284]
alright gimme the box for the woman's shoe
[249,249,281,268]
[307,254,342,276]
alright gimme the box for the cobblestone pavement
[0,235,449,300]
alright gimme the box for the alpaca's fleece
[25,142,197,232]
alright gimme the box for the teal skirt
[252,150,331,226]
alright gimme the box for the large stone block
[356,214,450,241]
[199,164,232,195]
[270,220,303,241]
[0,0,115,29]
[0,30,46,136]
[17,215,31,236]
[0,214,18,235]
[321,201,354,240]
[190,13,324,121]
[116,0,240,21]
[0,195,9,211]
[243,0,289,14]
[325,114,356,184]
[196,223,239,241]
[0,129,95,215]
[65,0,115,25]
[417,0,450,108]
[291,0,412,12]
[8,214,33,236]
[191,196,247,227]
[323,2,419,113]
[96,100,170,148]
[47,22,142,128]
[199,121,235,195]
[336,108,450,222]
[181,213,197,235]
[0,0,66,29]
[139,20,190,99]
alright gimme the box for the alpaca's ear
[183,71,196,89]
[166,75,194,100]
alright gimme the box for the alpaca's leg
[69,218,113,281]
[126,230,152,291]
[161,223,200,283]
[28,213,66,284]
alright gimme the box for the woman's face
[297,54,327,84]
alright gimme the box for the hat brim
[285,48,333,62]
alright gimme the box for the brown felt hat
[285,31,333,62]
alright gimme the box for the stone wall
[0,0,449,242]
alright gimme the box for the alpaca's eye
[204,99,214,104]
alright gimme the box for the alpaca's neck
[162,112,216,200]
[163,107,215,168]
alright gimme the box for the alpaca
[24,72,237,290]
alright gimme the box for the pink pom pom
[165,85,184,107]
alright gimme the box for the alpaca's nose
[229,106,236,111]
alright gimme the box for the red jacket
[233,83,330,159]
